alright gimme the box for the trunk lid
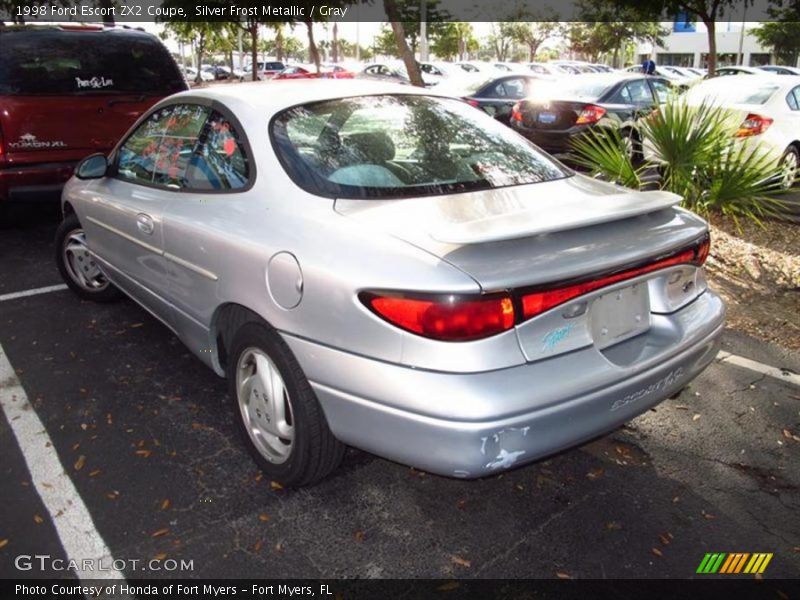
[520,99,584,130]
[334,174,707,291]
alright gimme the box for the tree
[603,0,748,76]
[488,22,517,61]
[384,0,424,86]
[504,17,561,62]
[753,7,800,67]
[564,21,666,66]
[162,22,225,83]
[430,22,478,60]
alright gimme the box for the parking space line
[0,284,68,303]
[718,351,800,387]
[0,343,125,582]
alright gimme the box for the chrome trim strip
[86,216,218,282]
[85,216,162,255]
[163,252,219,282]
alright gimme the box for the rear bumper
[284,291,726,478]
[0,161,78,204]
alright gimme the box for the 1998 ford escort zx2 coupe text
[55,80,725,486]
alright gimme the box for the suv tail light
[521,235,710,319]
[735,113,773,137]
[362,236,710,341]
[0,123,5,166]
[575,105,607,125]
[360,292,515,342]
[511,102,524,122]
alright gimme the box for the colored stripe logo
[696,553,773,574]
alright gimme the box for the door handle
[136,213,155,235]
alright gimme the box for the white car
[682,75,800,188]
[183,67,213,83]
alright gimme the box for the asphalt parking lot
[1,210,799,581]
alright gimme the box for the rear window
[271,94,569,200]
[0,29,186,96]
[527,77,618,101]
[686,79,780,105]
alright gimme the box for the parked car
[55,80,724,486]
[757,65,800,76]
[0,24,187,212]
[713,66,765,77]
[183,66,214,83]
[510,73,674,161]
[202,65,231,81]
[244,61,286,80]
[435,74,546,124]
[359,62,439,86]
[526,62,571,77]
[659,66,703,81]
[625,65,693,88]
[682,74,800,189]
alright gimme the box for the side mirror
[76,153,108,180]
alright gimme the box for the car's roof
[179,79,434,112]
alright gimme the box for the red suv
[0,25,187,211]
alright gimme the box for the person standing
[642,54,657,75]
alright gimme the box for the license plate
[590,283,650,350]
[537,112,557,124]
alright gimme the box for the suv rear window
[271,94,569,200]
[0,28,185,96]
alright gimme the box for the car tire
[55,213,122,302]
[779,146,799,190]
[227,322,345,487]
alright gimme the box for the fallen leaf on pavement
[161,499,171,511]
[0,539,8,549]
[130,323,144,328]
[253,540,263,553]
[258,514,269,523]
[452,556,471,568]
[33,515,44,525]
[74,455,86,471]
[587,467,605,480]
[89,469,101,477]
[555,571,571,579]
[652,547,663,557]
[151,528,170,538]
[270,481,283,491]
[659,533,672,546]
[135,450,151,458]
[153,553,168,561]
[674,405,689,410]
[354,531,365,542]
[437,581,460,591]
[692,414,701,421]
[606,521,622,531]
[456,500,467,510]
[702,512,716,520]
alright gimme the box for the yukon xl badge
[8,133,67,150]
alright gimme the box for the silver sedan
[56,80,725,486]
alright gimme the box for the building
[637,21,774,69]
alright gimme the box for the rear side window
[0,29,185,96]
[117,107,176,184]
[185,111,250,191]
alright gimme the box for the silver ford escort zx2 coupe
[56,80,725,486]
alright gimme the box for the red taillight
[511,102,523,122]
[362,293,515,342]
[575,104,607,125]
[735,113,773,137]
[0,123,4,164]
[465,98,480,108]
[521,236,710,320]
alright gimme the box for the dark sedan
[436,74,548,124]
[509,73,674,161]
